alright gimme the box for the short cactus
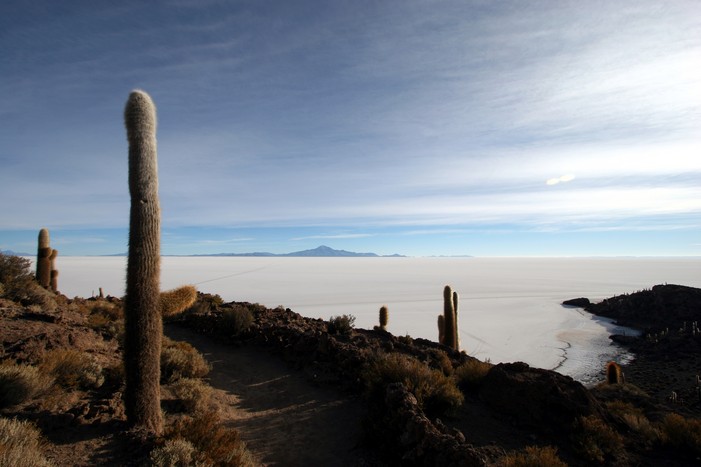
[606,361,622,384]
[36,228,51,288]
[437,314,445,345]
[379,305,389,331]
[123,89,163,435]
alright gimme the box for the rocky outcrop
[479,362,604,435]
[562,297,590,307]
[370,383,490,467]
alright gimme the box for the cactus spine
[379,305,389,331]
[123,90,163,434]
[49,249,59,292]
[36,228,51,288]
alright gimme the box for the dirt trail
[165,324,370,466]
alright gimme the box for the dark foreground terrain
[2,279,701,466]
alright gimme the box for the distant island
[191,245,405,258]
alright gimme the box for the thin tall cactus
[452,290,460,352]
[36,228,51,288]
[123,89,163,434]
[49,249,59,292]
[443,285,456,349]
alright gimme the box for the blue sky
[1,1,699,257]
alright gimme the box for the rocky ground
[2,283,701,465]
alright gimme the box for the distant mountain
[197,245,404,258]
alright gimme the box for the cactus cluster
[438,285,460,351]
[35,228,59,292]
[123,89,163,435]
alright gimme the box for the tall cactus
[443,285,456,349]
[437,314,445,345]
[123,90,163,434]
[36,228,51,288]
[49,249,59,292]
[452,290,460,352]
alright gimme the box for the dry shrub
[39,348,104,389]
[219,306,254,336]
[497,445,567,467]
[0,364,53,408]
[172,378,213,414]
[161,338,211,383]
[87,306,124,340]
[605,401,659,444]
[165,411,255,466]
[572,415,624,464]
[659,413,701,456]
[454,359,493,392]
[0,416,53,467]
[149,438,201,467]
[161,285,198,318]
[363,352,464,416]
[328,314,356,335]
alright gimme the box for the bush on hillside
[161,338,211,383]
[363,352,463,417]
[0,416,53,467]
[0,364,53,408]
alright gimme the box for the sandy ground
[165,324,372,466]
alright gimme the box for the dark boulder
[479,362,603,435]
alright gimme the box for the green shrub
[0,254,34,301]
[161,338,211,383]
[219,306,254,336]
[165,411,255,466]
[0,253,56,310]
[171,378,212,414]
[0,416,53,467]
[0,364,53,408]
[363,352,464,416]
[39,348,104,389]
[328,314,355,335]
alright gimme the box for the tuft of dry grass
[363,352,464,416]
[39,348,104,390]
[454,358,493,392]
[497,445,567,467]
[164,411,255,466]
[171,378,213,414]
[219,306,254,336]
[0,363,53,408]
[659,413,701,456]
[160,285,198,318]
[605,400,659,444]
[161,338,211,383]
[0,416,53,467]
[149,438,199,467]
[572,415,624,464]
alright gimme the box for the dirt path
[165,324,371,466]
